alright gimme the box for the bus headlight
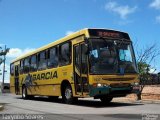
[97,83,102,87]
[131,82,139,86]
[93,83,109,87]
[135,82,139,86]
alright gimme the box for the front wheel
[62,85,74,104]
[100,97,113,104]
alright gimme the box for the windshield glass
[89,39,138,74]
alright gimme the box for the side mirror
[84,43,90,55]
[84,37,90,55]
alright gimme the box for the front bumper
[89,85,133,97]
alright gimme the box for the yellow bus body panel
[10,28,139,98]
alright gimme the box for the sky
[0,0,160,83]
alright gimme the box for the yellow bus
[10,28,139,104]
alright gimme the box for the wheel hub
[65,89,71,99]
[23,88,26,98]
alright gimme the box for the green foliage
[137,62,150,75]
[137,61,151,85]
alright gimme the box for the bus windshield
[89,39,138,74]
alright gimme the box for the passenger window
[59,42,71,66]
[30,55,37,72]
[75,45,80,71]
[20,60,24,74]
[10,63,14,76]
[48,47,58,68]
[81,44,88,74]
[38,51,47,70]
[24,58,30,73]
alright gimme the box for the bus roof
[11,28,129,63]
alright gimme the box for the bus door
[14,65,20,95]
[74,43,89,96]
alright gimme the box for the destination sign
[88,29,130,40]
[98,31,120,38]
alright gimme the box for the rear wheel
[62,85,74,104]
[22,86,34,99]
[100,97,113,104]
[22,86,28,99]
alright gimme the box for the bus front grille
[102,77,135,81]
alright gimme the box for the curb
[137,100,160,104]
[113,98,160,104]
[0,105,4,111]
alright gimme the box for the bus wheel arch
[61,80,74,104]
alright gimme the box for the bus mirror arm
[84,37,90,55]
[84,43,90,55]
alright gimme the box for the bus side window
[30,55,37,72]
[20,60,24,74]
[24,57,30,73]
[47,47,58,68]
[75,45,80,71]
[59,42,71,66]
[81,44,88,74]
[10,63,14,76]
[38,51,47,70]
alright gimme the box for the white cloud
[156,15,160,23]
[149,68,158,74]
[105,2,137,19]
[7,48,35,58]
[65,31,74,36]
[117,20,133,25]
[150,0,160,10]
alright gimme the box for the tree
[0,58,4,65]
[0,58,3,76]
[136,43,160,100]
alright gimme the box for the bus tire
[100,97,113,104]
[62,85,74,104]
[49,96,59,101]
[28,95,34,99]
[22,86,28,99]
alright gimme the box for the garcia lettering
[31,71,58,81]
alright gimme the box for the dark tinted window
[81,44,88,74]
[59,42,71,66]
[38,51,47,70]
[30,55,37,72]
[20,60,24,74]
[10,63,14,76]
[74,44,88,74]
[48,47,58,68]
[24,58,30,73]
[75,45,80,71]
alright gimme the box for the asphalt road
[0,94,160,120]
